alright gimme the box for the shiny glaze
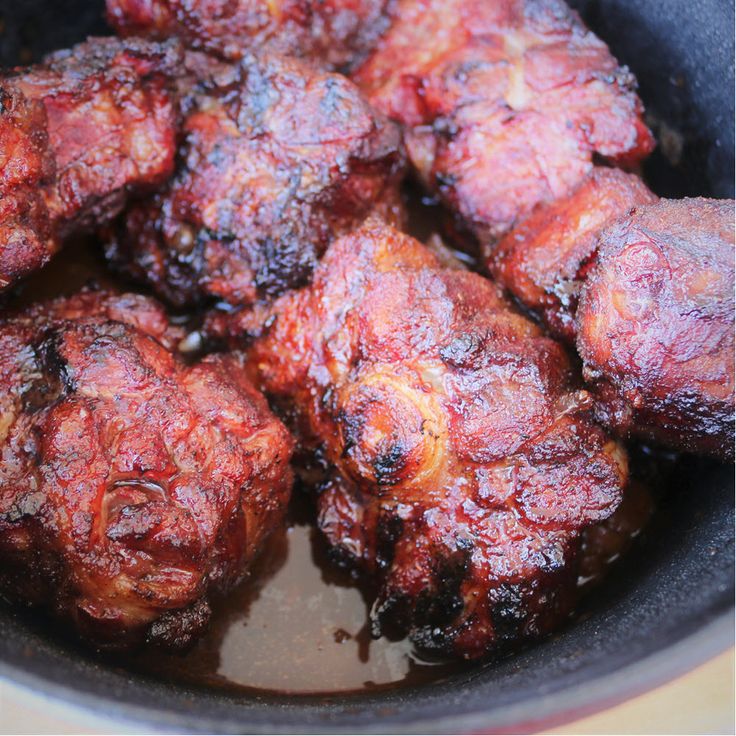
[0,283,293,649]
[210,220,629,659]
[353,0,654,243]
[0,36,180,290]
[577,198,735,459]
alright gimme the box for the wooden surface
[1,649,734,733]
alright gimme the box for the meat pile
[0,0,731,656]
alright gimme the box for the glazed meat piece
[0,290,293,649]
[106,52,404,308]
[489,168,658,341]
[0,37,180,290]
[577,198,735,460]
[212,220,627,658]
[0,86,54,291]
[488,182,734,460]
[578,478,654,589]
[353,0,654,243]
[106,0,393,71]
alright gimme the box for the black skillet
[0,0,733,732]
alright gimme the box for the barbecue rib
[488,168,658,341]
[105,51,404,308]
[209,220,627,658]
[106,0,394,71]
[0,37,181,291]
[576,198,735,460]
[0,290,293,649]
[353,0,654,244]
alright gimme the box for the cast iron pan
[0,1,734,732]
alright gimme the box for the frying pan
[0,0,734,732]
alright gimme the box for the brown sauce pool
[122,474,656,696]
[5,219,665,697]
[124,504,467,694]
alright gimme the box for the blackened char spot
[326,543,360,571]
[23,329,74,412]
[488,582,527,643]
[375,512,403,570]
[369,588,412,640]
[402,543,472,653]
[414,546,468,626]
[254,235,319,298]
[409,545,471,654]
[146,597,212,650]
[372,441,410,486]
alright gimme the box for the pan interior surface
[0,0,733,732]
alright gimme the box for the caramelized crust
[0,37,181,290]
[353,0,654,243]
[212,220,627,658]
[105,52,404,308]
[577,198,735,460]
[106,0,394,70]
[0,87,55,290]
[0,291,293,649]
[489,168,657,340]
[578,479,654,588]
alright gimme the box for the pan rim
[1,606,733,733]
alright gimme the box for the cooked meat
[210,220,627,658]
[576,198,735,460]
[0,86,55,292]
[0,37,180,291]
[0,290,293,649]
[106,0,394,71]
[488,178,733,460]
[353,0,654,244]
[578,478,654,588]
[105,51,404,308]
[489,168,657,341]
